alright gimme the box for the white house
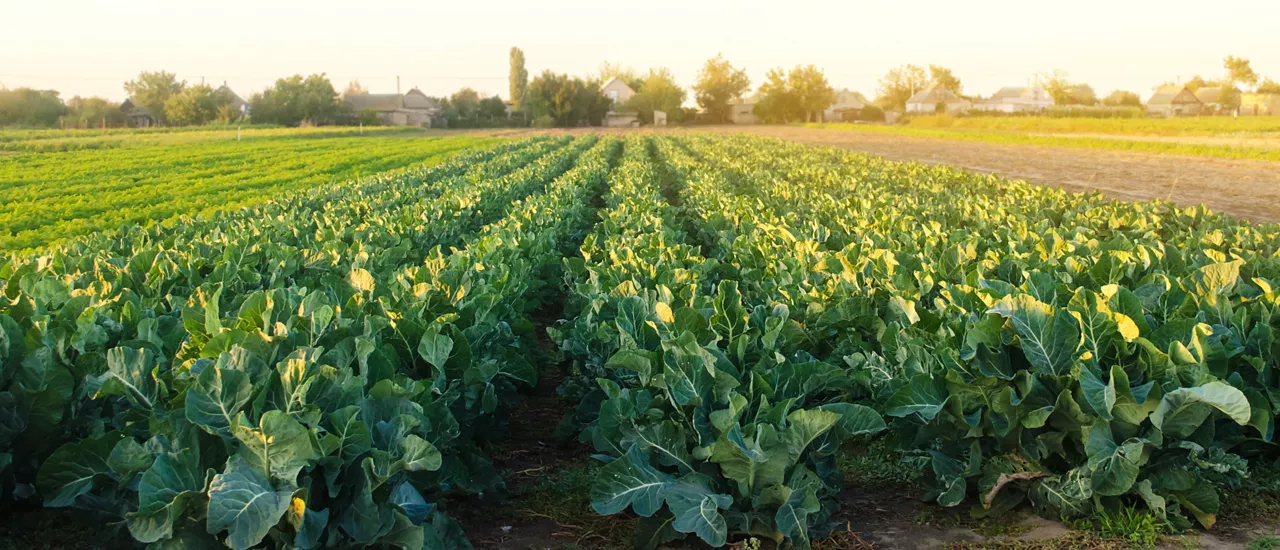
[823,89,871,122]
[601,77,640,127]
[974,86,1053,113]
[905,84,970,114]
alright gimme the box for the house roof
[906,84,967,105]
[215,84,247,108]
[344,94,402,112]
[1193,86,1237,105]
[1148,85,1200,106]
[601,76,635,96]
[120,97,150,116]
[403,89,441,110]
[831,89,869,109]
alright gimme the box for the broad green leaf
[665,473,731,547]
[127,449,206,543]
[206,456,293,550]
[988,295,1081,376]
[37,432,125,507]
[186,365,253,439]
[233,410,316,482]
[884,374,948,420]
[591,445,672,517]
[1151,382,1250,439]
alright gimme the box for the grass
[0,131,496,252]
[491,460,633,550]
[0,125,426,153]
[803,122,1280,162]
[838,436,922,491]
[1251,535,1280,550]
[892,114,1280,137]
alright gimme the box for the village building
[905,84,971,114]
[727,98,758,124]
[120,97,155,127]
[1146,85,1202,116]
[343,88,443,127]
[1241,93,1280,116]
[974,86,1054,113]
[823,89,871,121]
[601,77,640,127]
[1193,86,1241,114]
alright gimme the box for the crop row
[0,135,621,548]
[0,135,497,252]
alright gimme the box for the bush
[860,105,884,122]
[358,109,381,126]
[531,115,556,128]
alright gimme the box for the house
[120,97,155,127]
[215,83,249,118]
[344,88,443,127]
[1241,93,1280,116]
[1193,86,1240,114]
[727,99,758,124]
[602,77,636,105]
[1146,85,1202,116]
[601,77,640,127]
[653,110,668,127]
[905,84,971,114]
[974,86,1054,113]
[823,89,871,122]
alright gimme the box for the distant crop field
[0,125,426,153]
[806,121,1280,161]
[0,130,496,251]
[898,114,1280,136]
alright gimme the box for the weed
[1250,534,1280,550]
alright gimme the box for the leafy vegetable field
[2,133,1279,549]
[0,133,493,252]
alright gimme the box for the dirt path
[700,126,1280,223]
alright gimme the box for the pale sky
[3,0,1278,104]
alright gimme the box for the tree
[526,71,583,127]
[344,80,368,96]
[509,47,529,111]
[621,67,687,124]
[1257,78,1280,95]
[1224,55,1259,88]
[450,88,481,118]
[63,96,126,128]
[693,54,750,123]
[788,65,833,122]
[249,74,342,126]
[1101,90,1142,107]
[752,68,797,123]
[875,64,927,111]
[0,87,67,127]
[165,84,232,126]
[123,71,184,124]
[929,65,962,95]
[598,61,644,90]
[478,96,508,119]
[1036,70,1096,105]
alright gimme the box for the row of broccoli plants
[0,136,568,506]
[552,136,886,550]
[669,134,1280,531]
[1,136,614,548]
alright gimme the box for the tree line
[3,53,1278,129]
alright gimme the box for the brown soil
[704,125,1280,224]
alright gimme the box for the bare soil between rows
[705,126,1280,224]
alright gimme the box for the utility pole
[397,76,401,95]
